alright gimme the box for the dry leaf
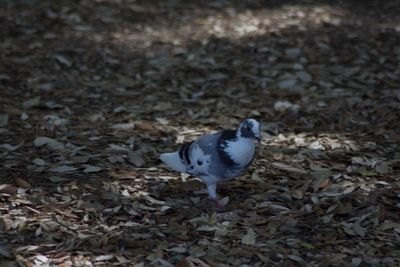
[241,228,257,245]
[129,152,145,167]
[111,122,135,130]
[176,257,211,267]
[23,96,41,109]
[271,162,307,174]
[0,184,17,195]
[83,166,102,173]
[0,114,8,127]
[50,165,77,173]
[33,137,65,151]
[15,177,31,189]
[0,245,12,258]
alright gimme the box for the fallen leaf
[271,162,307,174]
[83,166,102,173]
[32,158,47,166]
[309,140,324,150]
[34,255,48,264]
[94,255,114,261]
[313,176,330,191]
[297,71,312,82]
[176,257,211,267]
[0,184,17,195]
[274,100,299,113]
[291,189,304,200]
[33,137,65,151]
[129,152,145,167]
[359,168,377,176]
[23,96,41,109]
[15,177,31,189]
[53,54,72,67]
[50,165,77,173]
[353,222,365,237]
[0,245,11,258]
[0,143,22,151]
[48,176,69,183]
[337,202,353,215]
[136,121,155,131]
[375,162,392,174]
[219,196,230,207]
[379,221,400,231]
[278,79,297,90]
[111,122,135,130]
[0,217,13,231]
[0,114,8,127]
[241,228,256,245]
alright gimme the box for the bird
[160,118,261,208]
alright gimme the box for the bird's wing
[160,130,243,178]
[189,130,241,178]
[186,132,220,176]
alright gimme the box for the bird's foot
[214,196,229,209]
[215,200,224,209]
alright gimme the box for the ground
[0,0,400,266]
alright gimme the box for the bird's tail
[160,152,187,173]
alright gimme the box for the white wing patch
[224,137,255,167]
[189,144,212,175]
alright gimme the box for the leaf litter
[0,0,400,266]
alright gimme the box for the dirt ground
[0,0,400,266]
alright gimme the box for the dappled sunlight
[107,4,351,47]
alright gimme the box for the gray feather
[160,118,260,203]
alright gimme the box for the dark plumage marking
[179,140,194,165]
[217,130,238,168]
[240,119,254,139]
[178,144,185,160]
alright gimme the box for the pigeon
[160,118,261,208]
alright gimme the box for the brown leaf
[15,177,31,189]
[271,162,307,174]
[353,222,366,237]
[54,208,79,219]
[0,217,13,231]
[291,189,304,200]
[108,170,138,179]
[176,257,212,267]
[129,152,145,167]
[0,184,17,195]
[241,228,257,245]
[136,121,155,131]
[337,202,353,215]
[0,245,11,258]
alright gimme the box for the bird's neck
[236,128,252,141]
[225,130,255,167]
[236,129,241,139]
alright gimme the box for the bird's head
[239,118,261,141]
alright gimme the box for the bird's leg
[206,183,223,208]
[215,199,224,209]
